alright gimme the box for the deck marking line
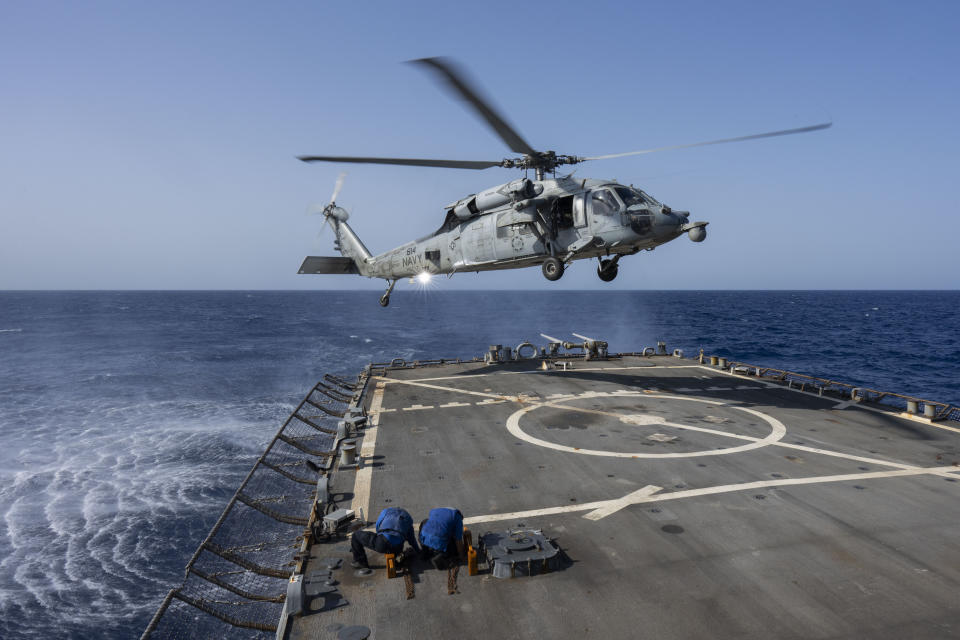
[688,364,960,438]
[772,440,915,470]
[399,365,667,383]
[894,413,960,435]
[380,378,509,400]
[515,393,917,470]
[507,393,788,459]
[402,404,434,411]
[583,485,663,520]
[463,466,960,525]
[351,384,383,520]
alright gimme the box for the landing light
[416,272,432,285]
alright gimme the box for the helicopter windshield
[590,189,621,216]
[615,187,659,207]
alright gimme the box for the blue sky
[1,0,957,290]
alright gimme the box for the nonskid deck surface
[290,356,960,640]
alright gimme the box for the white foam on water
[0,394,285,638]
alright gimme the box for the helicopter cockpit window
[614,187,647,208]
[640,190,660,206]
[614,186,660,208]
[590,189,621,215]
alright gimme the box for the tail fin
[298,256,358,275]
[298,215,372,276]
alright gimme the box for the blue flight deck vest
[376,507,413,548]
[419,508,463,553]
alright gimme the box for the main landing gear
[597,256,620,282]
[541,256,564,281]
[379,279,397,307]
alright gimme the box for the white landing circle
[505,392,787,458]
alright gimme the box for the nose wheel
[541,256,565,281]
[597,256,620,282]
[379,279,397,307]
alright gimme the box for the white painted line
[377,368,958,469]
[463,466,960,526]
[896,412,960,435]
[351,385,384,520]
[380,378,507,400]
[771,440,916,470]
[583,485,663,520]
[398,365,663,383]
[692,364,960,437]
[463,498,623,525]
[507,392,922,470]
[402,404,434,411]
[656,365,713,369]
[439,402,471,408]
[506,393,788,459]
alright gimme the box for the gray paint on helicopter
[297,57,827,305]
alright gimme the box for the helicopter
[297,57,830,306]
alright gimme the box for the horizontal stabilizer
[298,256,359,275]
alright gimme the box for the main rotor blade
[582,122,832,161]
[298,155,502,170]
[410,57,537,157]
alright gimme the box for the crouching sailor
[351,506,420,570]
[418,507,465,569]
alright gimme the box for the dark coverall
[351,507,420,568]
[418,507,464,568]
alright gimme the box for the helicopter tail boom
[298,213,374,277]
[298,218,373,277]
[330,218,373,271]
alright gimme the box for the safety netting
[141,374,360,639]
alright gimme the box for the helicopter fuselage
[297,57,826,305]
[335,176,706,282]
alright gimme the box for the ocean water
[0,290,958,638]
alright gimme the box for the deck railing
[140,373,362,639]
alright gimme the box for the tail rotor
[305,172,349,244]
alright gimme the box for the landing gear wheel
[378,279,397,307]
[597,259,619,282]
[542,256,564,281]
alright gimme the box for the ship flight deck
[286,353,960,640]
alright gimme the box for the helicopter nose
[654,208,686,234]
